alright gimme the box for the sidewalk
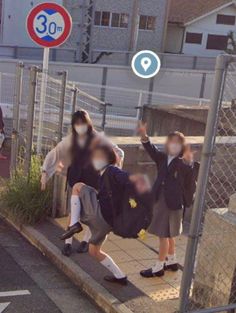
[54,217,187,313]
[2,215,187,313]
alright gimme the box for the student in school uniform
[137,122,194,278]
[41,110,124,257]
[60,144,150,285]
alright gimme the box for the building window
[94,11,129,28]
[216,14,235,25]
[111,13,129,28]
[139,15,156,30]
[185,32,203,44]
[206,34,228,50]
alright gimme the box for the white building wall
[1,0,62,47]
[182,5,236,57]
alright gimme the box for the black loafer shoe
[61,244,72,257]
[164,263,179,272]
[140,268,164,278]
[104,275,128,286]
[60,222,83,240]
[77,241,89,253]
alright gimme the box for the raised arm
[137,121,165,165]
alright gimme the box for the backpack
[104,170,153,239]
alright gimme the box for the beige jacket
[42,133,124,181]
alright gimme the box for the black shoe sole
[140,269,165,278]
[104,276,128,286]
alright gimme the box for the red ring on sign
[26,2,72,48]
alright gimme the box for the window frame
[206,34,228,50]
[216,14,236,25]
[185,32,203,44]
[139,15,156,31]
[94,11,129,29]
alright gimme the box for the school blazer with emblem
[142,141,193,211]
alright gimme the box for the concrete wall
[0,58,214,101]
[183,5,236,57]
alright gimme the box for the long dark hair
[70,110,94,160]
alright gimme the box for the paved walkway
[55,217,188,313]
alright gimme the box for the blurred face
[92,149,108,171]
[166,136,183,156]
[74,118,88,135]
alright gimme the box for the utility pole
[129,0,140,52]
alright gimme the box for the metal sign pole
[36,47,49,154]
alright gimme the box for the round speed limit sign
[26,2,72,47]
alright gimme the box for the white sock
[82,227,91,243]
[166,254,177,265]
[70,195,81,225]
[64,195,81,245]
[101,255,126,279]
[65,237,73,245]
[152,260,164,273]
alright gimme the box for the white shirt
[167,155,176,166]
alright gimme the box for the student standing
[138,122,194,278]
[0,106,7,160]
[41,110,124,257]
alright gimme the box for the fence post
[72,85,77,114]
[179,55,231,313]
[101,103,112,131]
[52,71,67,218]
[24,66,38,177]
[10,62,24,174]
[57,71,67,142]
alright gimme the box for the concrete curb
[3,217,133,313]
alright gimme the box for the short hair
[92,144,117,165]
[166,131,186,156]
[167,131,186,145]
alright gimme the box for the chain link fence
[179,55,236,313]
[9,63,105,177]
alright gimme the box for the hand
[137,121,148,140]
[41,172,47,191]
[183,149,196,165]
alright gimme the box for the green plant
[0,155,52,225]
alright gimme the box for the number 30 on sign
[26,2,72,47]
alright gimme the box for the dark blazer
[143,140,194,210]
[0,106,4,131]
[98,165,130,226]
